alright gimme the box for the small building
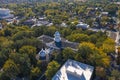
[61,22,67,27]
[52,59,94,80]
[76,22,89,29]
[23,19,35,26]
[32,20,50,28]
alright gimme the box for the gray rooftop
[38,35,54,43]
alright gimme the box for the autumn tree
[19,46,37,65]
[100,38,115,54]
[78,42,96,60]
[0,37,13,50]
[78,42,110,67]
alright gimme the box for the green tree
[78,42,110,67]
[12,31,34,41]
[9,53,31,77]
[61,28,72,37]
[30,67,41,80]
[45,26,57,37]
[3,59,19,79]
[0,30,4,36]
[0,37,13,50]
[33,26,46,37]
[108,70,120,80]
[104,4,118,15]
[13,38,42,50]
[62,47,74,61]
[45,61,60,80]
[67,33,89,43]
[75,53,84,62]
[96,66,107,79]
[0,71,9,80]
[0,48,10,67]
[78,42,96,60]
[4,28,12,37]
[101,16,110,27]
[89,50,110,67]
[89,35,97,44]
[19,46,37,65]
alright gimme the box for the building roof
[38,36,78,50]
[38,35,54,43]
[0,8,10,14]
[76,22,89,29]
[0,14,14,19]
[102,12,108,15]
[52,59,94,80]
[0,8,14,19]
